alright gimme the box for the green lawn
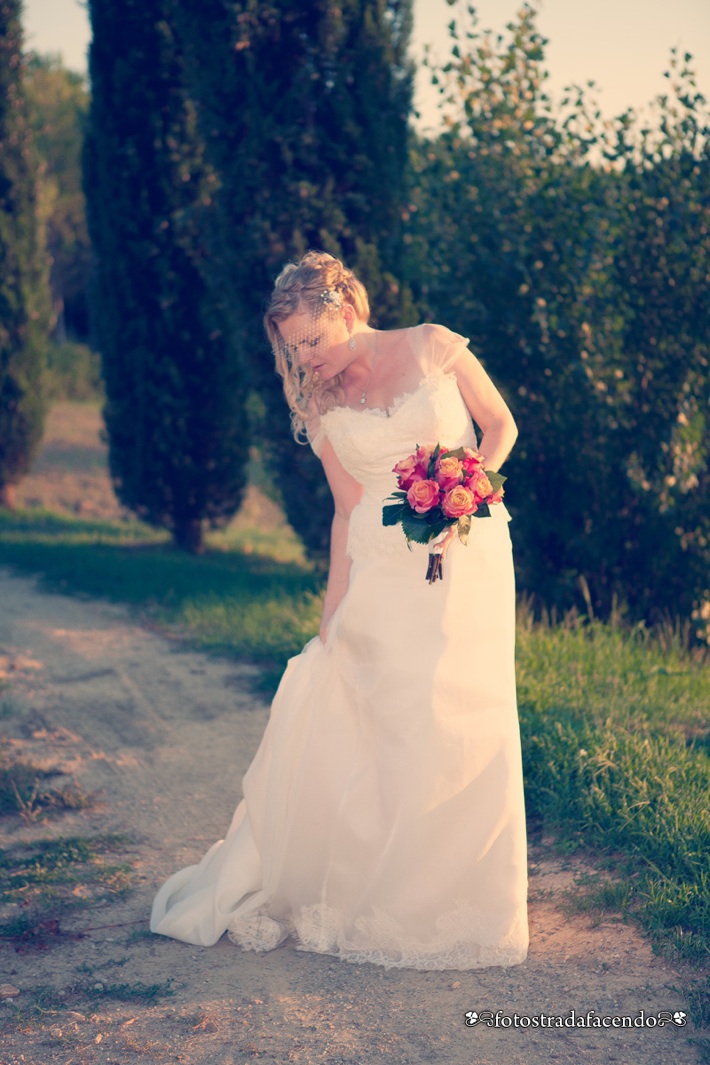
[516,604,710,967]
[0,508,322,670]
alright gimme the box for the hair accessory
[320,289,343,309]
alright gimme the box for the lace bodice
[315,370,479,561]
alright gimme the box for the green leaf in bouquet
[423,504,445,524]
[485,470,507,493]
[426,517,449,540]
[403,524,434,546]
[382,503,406,526]
[427,443,442,479]
[473,502,491,519]
[442,446,467,461]
[457,514,472,545]
[401,511,446,545]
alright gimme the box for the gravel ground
[0,568,703,1065]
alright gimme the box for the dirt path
[0,567,701,1065]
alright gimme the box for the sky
[21,0,710,129]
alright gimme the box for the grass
[81,978,176,1003]
[0,695,21,719]
[561,872,636,924]
[0,749,41,814]
[0,507,323,673]
[3,977,176,1030]
[0,833,134,942]
[516,602,710,969]
[45,340,103,403]
[0,745,92,819]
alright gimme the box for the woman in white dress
[151,251,529,970]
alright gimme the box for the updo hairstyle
[264,251,370,441]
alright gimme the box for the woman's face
[278,309,353,383]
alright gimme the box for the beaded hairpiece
[320,289,343,309]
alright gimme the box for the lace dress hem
[228,902,528,972]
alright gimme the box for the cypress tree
[0,0,49,508]
[172,0,416,559]
[84,0,250,552]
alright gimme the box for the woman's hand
[317,439,362,645]
[426,524,458,583]
[433,524,457,560]
[319,614,332,645]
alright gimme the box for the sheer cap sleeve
[305,402,325,457]
[308,421,325,458]
[421,323,471,374]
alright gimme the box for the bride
[150,251,529,970]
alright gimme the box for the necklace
[357,332,380,405]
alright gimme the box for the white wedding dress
[151,324,529,970]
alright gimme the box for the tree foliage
[0,0,50,507]
[84,0,250,552]
[24,52,91,341]
[172,0,416,558]
[409,2,709,631]
[592,52,710,628]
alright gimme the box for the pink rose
[461,447,485,476]
[435,454,463,490]
[441,484,477,518]
[407,478,441,514]
[393,454,422,490]
[414,444,434,478]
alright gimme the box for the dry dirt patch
[14,402,286,532]
[14,402,125,521]
[0,568,703,1065]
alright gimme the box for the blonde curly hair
[264,251,370,442]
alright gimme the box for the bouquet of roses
[382,444,506,583]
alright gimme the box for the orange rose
[441,484,476,518]
[436,455,463,489]
[407,478,440,514]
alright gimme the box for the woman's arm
[431,343,518,567]
[319,437,363,643]
[445,338,518,471]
